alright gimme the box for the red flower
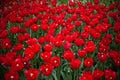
[114,57,120,67]
[10,26,20,34]
[101,23,111,32]
[44,34,52,42]
[115,33,120,44]
[113,21,120,32]
[26,38,37,46]
[103,18,109,23]
[24,47,35,60]
[0,19,6,29]
[85,41,96,53]
[93,69,104,80]
[63,41,72,50]
[105,69,117,80]
[71,13,78,21]
[72,31,79,39]
[81,31,89,39]
[74,21,82,27]
[61,28,70,35]
[22,57,31,68]
[11,57,24,71]
[109,50,118,60]
[2,52,16,66]
[49,22,58,29]
[48,29,55,35]
[24,33,30,40]
[17,34,26,42]
[1,38,12,49]
[24,19,33,28]
[44,44,53,52]
[100,34,112,45]
[16,16,23,23]
[52,0,57,7]
[99,43,110,53]
[56,33,64,41]
[30,43,41,54]
[40,51,52,62]
[98,53,108,62]
[24,68,39,80]
[81,15,90,23]
[9,13,17,23]
[95,24,103,32]
[74,38,85,46]
[66,17,72,23]
[90,29,101,39]
[79,71,93,80]
[84,58,94,68]
[69,0,76,7]
[53,38,62,47]
[31,24,39,32]
[67,24,74,31]
[78,49,87,58]
[89,18,99,27]
[12,43,24,52]
[65,35,74,42]
[0,30,8,38]
[41,24,48,31]
[94,0,100,4]
[109,3,117,10]
[83,25,91,32]
[50,56,61,67]
[4,70,19,80]
[2,55,13,66]
[110,51,120,67]
[40,64,54,76]
[63,50,74,61]
[38,37,45,44]
[70,59,81,69]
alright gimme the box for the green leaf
[52,70,58,80]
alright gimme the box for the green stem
[79,58,84,75]
[73,70,76,80]
[100,62,105,71]
[57,68,60,80]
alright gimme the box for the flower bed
[0,0,120,80]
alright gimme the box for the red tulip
[40,64,54,76]
[70,59,81,69]
[84,58,94,68]
[4,70,19,80]
[24,68,39,80]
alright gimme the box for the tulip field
[0,0,120,80]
